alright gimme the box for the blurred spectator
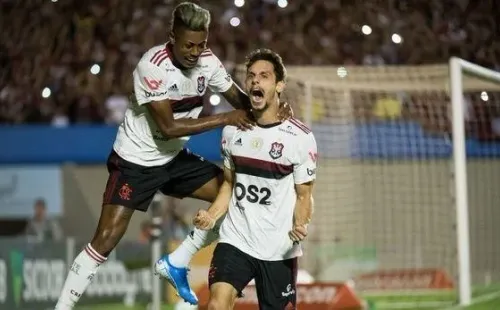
[373,94,402,120]
[0,0,498,125]
[161,197,191,243]
[25,198,63,242]
[105,90,129,125]
[137,220,152,244]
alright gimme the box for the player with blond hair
[54,3,292,309]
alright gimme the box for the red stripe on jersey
[200,49,212,57]
[150,46,171,66]
[151,50,168,65]
[170,96,204,113]
[232,155,293,180]
[156,54,170,66]
[150,49,164,62]
[289,118,311,134]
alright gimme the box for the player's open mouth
[251,89,264,103]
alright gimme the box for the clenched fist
[289,225,308,243]
[193,209,216,230]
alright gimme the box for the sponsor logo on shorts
[281,284,296,297]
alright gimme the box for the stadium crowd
[0,0,499,125]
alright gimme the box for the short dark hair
[171,2,211,33]
[245,48,287,82]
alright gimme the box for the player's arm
[147,100,252,138]
[289,181,314,242]
[293,181,314,227]
[289,131,318,242]
[221,83,252,110]
[206,55,252,111]
[134,60,253,139]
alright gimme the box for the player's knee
[91,204,133,253]
[91,227,122,255]
[207,297,232,310]
[91,221,128,254]
[208,283,236,310]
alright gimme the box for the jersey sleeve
[221,126,237,170]
[293,133,318,184]
[208,55,233,93]
[133,59,173,105]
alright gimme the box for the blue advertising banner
[0,166,62,218]
[2,122,500,164]
[0,125,223,164]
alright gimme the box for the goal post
[234,61,500,308]
[450,57,500,306]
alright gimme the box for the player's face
[245,60,284,111]
[171,27,208,69]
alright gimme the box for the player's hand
[289,225,308,242]
[278,101,294,121]
[193,209,216,230]
[225,109,255,131]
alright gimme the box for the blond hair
[171,2,211,33]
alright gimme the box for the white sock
[168,218,223,268]
[55,244,106,310]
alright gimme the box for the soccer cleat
[154,255,198,305]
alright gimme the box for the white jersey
[113,43,233,166]
[219,119,318,261]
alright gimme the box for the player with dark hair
[54,3,292,309]
[193,48,317,310]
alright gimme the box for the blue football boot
[154,255,198,305]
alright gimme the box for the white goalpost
[235,59,500,308]
[450,57,500,306]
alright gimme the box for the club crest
[119,183,132,200]
[197,76,206,93]
[269,142,284,159]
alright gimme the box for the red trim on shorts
[103,157,120,204]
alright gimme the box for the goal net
[235,61,500,308]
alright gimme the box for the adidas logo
[168,84,178,91]
[235,138,242,146]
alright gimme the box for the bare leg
[208,282,239,310]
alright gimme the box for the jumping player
[54,3,291,309]
[193,48,317,310]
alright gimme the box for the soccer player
[54,3,292,309]
[193,48,317,310]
